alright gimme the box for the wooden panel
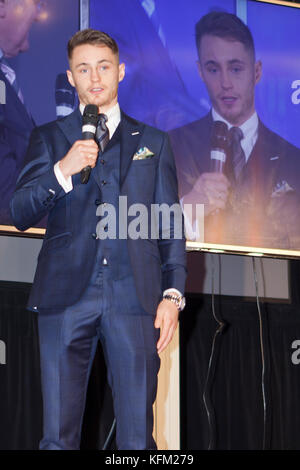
[153,327,180,450]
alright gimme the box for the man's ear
[118,62,125,83]
[66,69,75,88]
[254,60,262,85]
[197,60,204,82]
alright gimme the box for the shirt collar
[79,102,120,119]
[212,108,259,163]
[212,107,258,134]
[79,102,121,138]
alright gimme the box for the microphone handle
[80,132,97,184]
[80,166,91,184]
[211,159,225,173]
[210,149,226,173]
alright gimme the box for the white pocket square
[132,147,155,160]
[271,180,294,197]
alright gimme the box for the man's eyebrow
[203,59,246,67]
[228,59,246,65]
[204,60,219,67]
[75,62,89,69]
[75,59,113,69]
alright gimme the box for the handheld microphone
[55,73,76,118]
[210,121,228,173]
[81,104,99,184]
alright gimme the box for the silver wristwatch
[163,293,186,311]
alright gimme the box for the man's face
[67,43,125,114]
[0,0,40,58]
[198,35,262,126]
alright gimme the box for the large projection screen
[2,0,300,260]
[88,0,300,258]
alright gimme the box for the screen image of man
[169,11,300,250]
[88,0,204,131]
[10,29,186,450]
[0,0,39,224]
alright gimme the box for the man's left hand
[154,299,179,354]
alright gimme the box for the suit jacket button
[95,199,101,206]
[91,233,97,239]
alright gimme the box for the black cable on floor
[202,254,227,450]
[102,418,116,450]
[252,256,271,450]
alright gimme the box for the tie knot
[229,126,243,144]
[97,113,108,133]
[98,113,108,123]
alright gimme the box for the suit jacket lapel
[239,120,278,197]
[92,123,121,188]
[119,111,145,187]
[56,107,82,146]
[55,108,83,187]
[244,122,276,174]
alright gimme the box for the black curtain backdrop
[0,281,115,450]
[0,282,42,450]
[1,260,300,450]
[180,259,300,450]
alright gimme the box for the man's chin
[90,97,107,110]
[220,110,242,126]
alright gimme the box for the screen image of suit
[169,112,300,250]
[0,68,34,225]
[10,107,186,450]
[89,0,204,130]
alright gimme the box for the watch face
[180,297,186,310]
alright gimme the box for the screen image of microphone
[55,73,76,118]
[81,104,99,184]
[210,121,228,173]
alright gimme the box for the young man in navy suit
[10,29,186,450]
[169,11,300,249]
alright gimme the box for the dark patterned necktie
[229,126,246,180]
[96,113,109,152]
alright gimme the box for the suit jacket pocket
[130,157,158,166]
[124,159,158,201]
[39,232,71,257]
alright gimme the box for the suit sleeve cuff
[54,161,73,193]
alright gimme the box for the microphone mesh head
[82,104,99,127]
[211,120,228,151]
